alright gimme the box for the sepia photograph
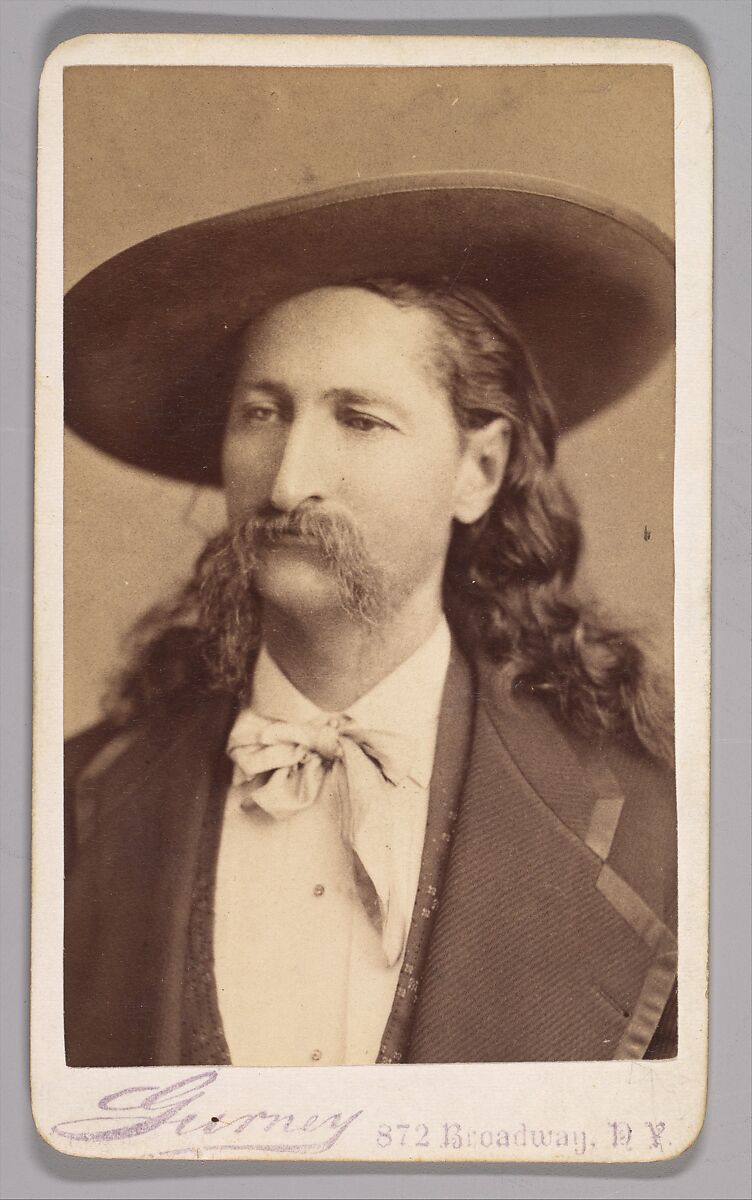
[32,33,711,1162]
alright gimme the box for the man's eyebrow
[231,381,409,419]
[232,378,291,402]
[325,387,406,414]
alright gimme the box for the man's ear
[452,418,511,525]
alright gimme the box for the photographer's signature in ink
[52,1071,363,1155]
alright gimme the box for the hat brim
[64,172,675,485]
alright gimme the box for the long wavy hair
[108,279,674,765]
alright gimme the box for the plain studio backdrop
[63,62,675,736]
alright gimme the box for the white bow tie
[226,710,418,966]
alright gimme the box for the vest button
[313,884,325,897]
[311,1049,322,1062]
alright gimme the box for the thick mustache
[224,506,390,627]
[233,508,365,559]
[190,505,394,696]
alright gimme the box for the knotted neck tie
[226,710,418,967]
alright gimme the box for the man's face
[221,287,474,623]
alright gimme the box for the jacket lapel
[65,693,235,1066]
[409,664,676,1062]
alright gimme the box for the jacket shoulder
[474,658,677,930]
[64,691,232,861]
[596,737,677,931]
[64,718,142,863]
[65,688,228,785]
[65,720,124,789]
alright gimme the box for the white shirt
[213,617,451,1066]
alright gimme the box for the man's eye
[342,413,388,433]
[236,404,279,424]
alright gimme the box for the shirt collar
[249,617,452,789]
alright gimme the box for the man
[63,173,677,1067]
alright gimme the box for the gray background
[1,1,749,1198]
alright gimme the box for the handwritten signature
[52,1071,363,1155]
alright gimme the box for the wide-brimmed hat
[64,171,674,486]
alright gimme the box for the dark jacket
[64,647,677,1066]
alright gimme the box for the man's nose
[269,416,330,512]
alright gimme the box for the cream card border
[32,33,712,1164]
